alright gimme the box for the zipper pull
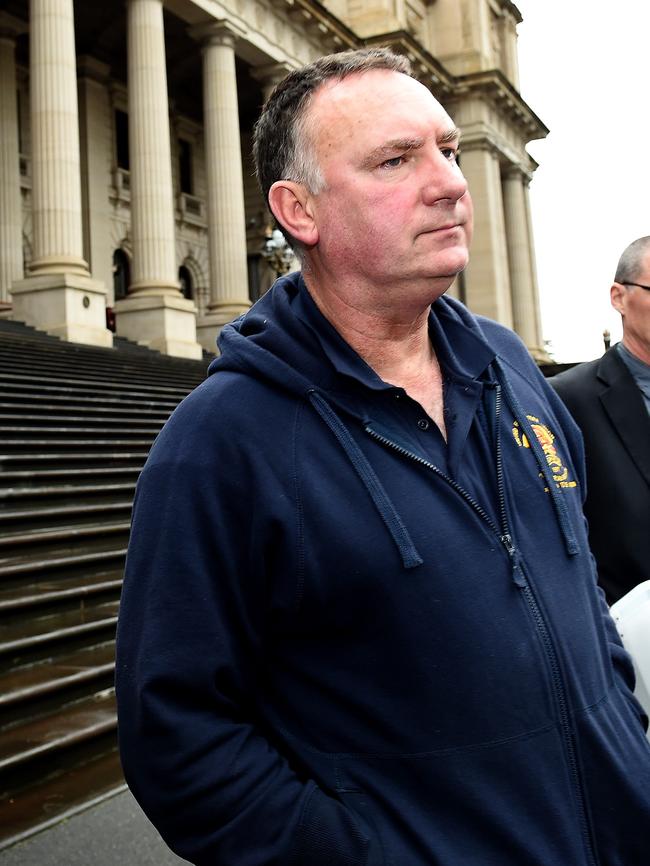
[501,534,526,587]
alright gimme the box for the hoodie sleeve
[115,385,375,866]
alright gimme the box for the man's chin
[427,250,469,280]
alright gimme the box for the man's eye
[441,148,459,163]
[380,156,405,169]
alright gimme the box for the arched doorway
[113,249,130,302]
[178,265,193,300]
[110,249,131,332]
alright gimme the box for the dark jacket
[551,346,650,603]
[116,273,650,866]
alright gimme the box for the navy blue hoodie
[116,273,650,866]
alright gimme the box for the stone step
[0,481,136,502]
[0,367,203,397]
[0,425,160,438]
[0,642,115,709]
[0,522,130,551]
[0,744,124,849]
[0,438,154,452]
[0,571,123,612]
[0,319,199,842]
[0,407,170,423]
[0,343,205,376]
[0,400,174,418]
[0,452,148,469]
[0,468,139,484]
[0,333,208,368]
[0,601,119,656]
[0,501,132,531]
[0,547,126,578]
[1,378,189,406]
[0,690,117,773]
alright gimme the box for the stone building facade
[0,0,548,359]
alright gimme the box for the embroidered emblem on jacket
[512,416,577,489]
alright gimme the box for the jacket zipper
[365,386,599,866]
[492,385,598,866]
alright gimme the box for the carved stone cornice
[488,0,523,24]
[362,30,455,98]
[268,0,357,50]
[453,69,548,143]
[188,19,247,49]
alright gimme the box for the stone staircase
[0,320,209,848]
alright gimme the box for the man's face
[304,69,473,302]
[611,253,650,361]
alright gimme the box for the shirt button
[417,418,429,430]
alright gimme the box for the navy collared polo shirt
[294,284,501,526]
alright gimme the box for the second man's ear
[268,181,319,248]
[610,282,627,316]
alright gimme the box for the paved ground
[0,789,191,866]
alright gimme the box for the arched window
[178,265,193,300]
[113,249,130,301]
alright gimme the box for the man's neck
[621,335,650,367]
[303,275,448,437]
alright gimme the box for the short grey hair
[614,236,650,284]
[252,48,413,255]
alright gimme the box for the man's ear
[268,181,319,247]
[610,282,627,316]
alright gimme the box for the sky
[513,1,650,361]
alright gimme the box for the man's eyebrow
[439,127,461,145]
[360,128,461,169]
[360,138,424,169]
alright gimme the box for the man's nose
[422,152,469,205]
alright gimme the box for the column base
[114,293,203,360]
[0,300,12,320]
[196,303,251,354]
[10,273,113,347]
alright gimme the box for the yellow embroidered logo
[512,415,577,489]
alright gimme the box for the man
[116,49,650,866]
[552,237,650,603]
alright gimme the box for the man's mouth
[420,222,464,236]
[434,223,463,232]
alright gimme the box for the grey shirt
[617,341,650,415]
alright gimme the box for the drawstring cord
[308,391,423,570]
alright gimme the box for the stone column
[502,165,544,358]
[77,57,114,296]
[522,175,548,361]
[114,0,202,359]
[0,17,23,314]
[193,21,250,353]
[459,141,513,327]
[11,0,112,346]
